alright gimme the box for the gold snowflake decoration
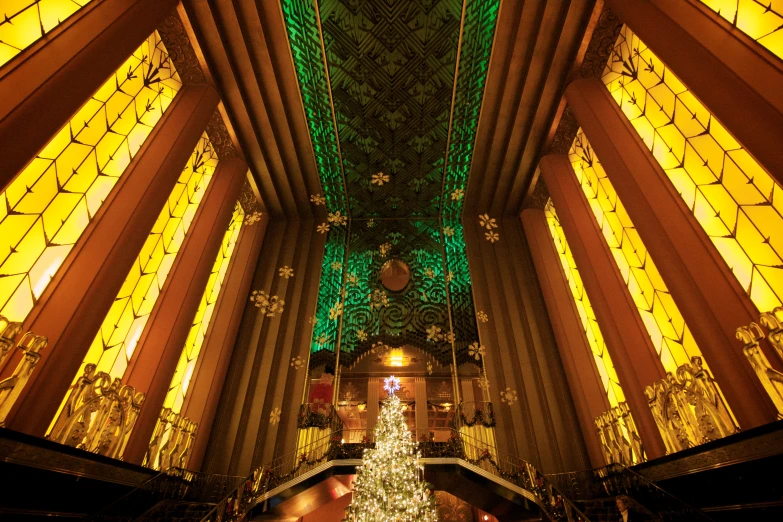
[279,266,294,278]
[368,289,389,309]
[357,329,368,341]
[478,375,490,391]
[476,311,489,323]
[442,226,454,237]
[331,260,343,271]
[500,387,518,405]
[310,194,326,206]
[426,325,442,342]
[317,222,330,234]
[244,211,263,225]
[315,333,328,346]
[468,342,486,360]
[309,315,319,325]
[485,231,500,243]
[250,290,285,317]
[379,242,392,257]
[426,361,433,375]
[371,172,390,186]
[451,188,464,201]
[346,273,359,286]
[442,331,456,343]
[479,213,498,230]
[329,301,343,320]
[269,407,282,425]
[367,219,375,228]
[290,356,305,370]
[446,270,454,283]
[327,210,347,226]
[423,267,435,278]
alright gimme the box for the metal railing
[89,468,242,521]
[200,427,591,522]
[546,464,714,522]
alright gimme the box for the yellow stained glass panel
[163,203,244,415]
[0,1,93,69]
[74,134,218,383]
[544,200,625,408]
[602,25,783,312]
[569,128,702,374]
[0,31,181,323]
[698,0,783,61]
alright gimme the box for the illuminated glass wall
[0,31,181,323]
[74,134,218,382]
[0,1,93,68]
[698,0,783,60]
[602,25,783,312]
[569,129,703,374]
[544,200,625,407]
[163,203,244,414]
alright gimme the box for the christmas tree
[343,376,439,522]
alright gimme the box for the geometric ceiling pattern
[283,0,499,219]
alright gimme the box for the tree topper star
[383,375,401,395]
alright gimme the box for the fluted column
[366,378,380,438]
[604,0,783,186]
[415,377,428,437]
[522,208,611,468]
[541,154,667,459]
[121,157,248,464]
[2,85,219,436]
[0,0,180,190]
[182,212,269,471]
[566,79,779,428]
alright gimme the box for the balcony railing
[200,426,591,522]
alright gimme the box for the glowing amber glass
[0,31,180,323]
[76,134,218,381]
[602,25,783,312]
[0,1,93,68]
[698,0,783,61]
[569,129,703,374]
[544,200,625,407]
[163,203,244,414]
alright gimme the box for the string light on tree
[343,376,438,522]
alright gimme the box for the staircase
[547,464,711,522]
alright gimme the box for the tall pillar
[366,378,379,438]
[2,85,219,436]
[121,158,248,464]
[566,79,779,428]
[541,154,667,459]
[604,0,783,186]
[522,208,611,468]
[414,377,428,439]
[0,0,180,189]
[460,378,475,405]
[182,212,269,471]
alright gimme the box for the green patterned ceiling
[283,0,498,219]
[282,0,498,368]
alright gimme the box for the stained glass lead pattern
[602,24,783,312]
[0,31,181,323]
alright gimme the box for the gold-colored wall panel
[602,25,783,312]
[698,0,783,60]
[0,31,181,323]
[0,1,93,68]
[544,200,625,408]
[164,203,245,414]
[569,128,703,374]
[74,133,218,384]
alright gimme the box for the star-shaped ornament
[383,375,401,395]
